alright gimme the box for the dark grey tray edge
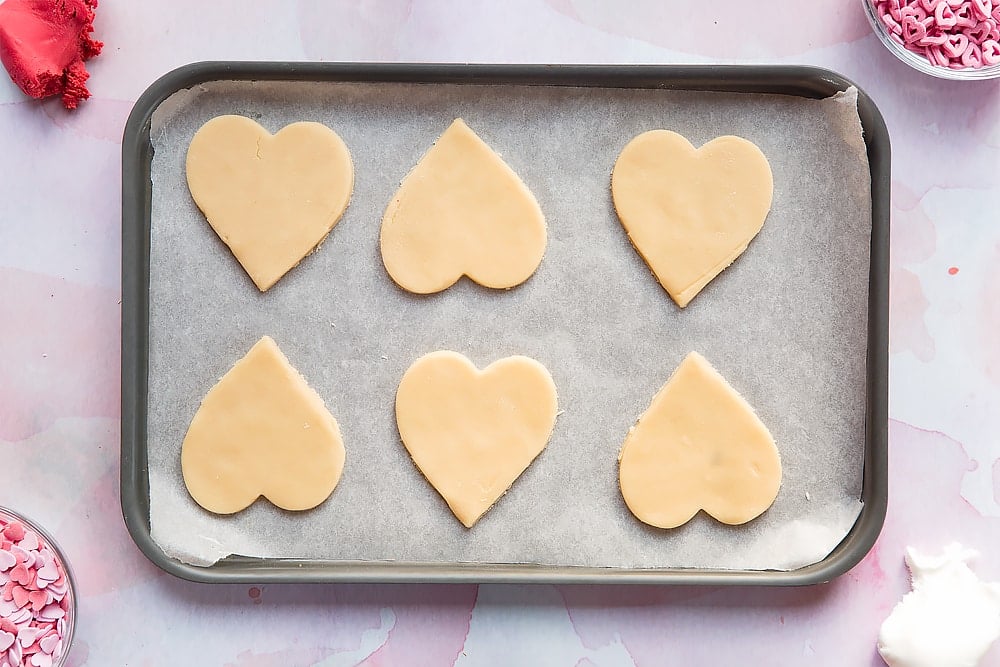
[121,62,889,586]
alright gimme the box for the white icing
[878,544,1000,667]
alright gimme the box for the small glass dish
[0,506,76,667]
[863,0,1000,80]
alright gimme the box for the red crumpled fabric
[0,0,103,109]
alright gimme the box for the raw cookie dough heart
[181,336,346,514]
[611,130,773,307]
[379,119,546,294]
[395,351,558,527]
[618,352,781,529]
[186,115,354,291]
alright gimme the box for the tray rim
[121,61,890,585]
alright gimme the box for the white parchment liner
[146,81,870,569]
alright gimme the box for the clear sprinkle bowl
[863,0,1000,80]
[0,507,76,667]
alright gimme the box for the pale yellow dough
[395,351,558,527]
[181,336,346,515]
[611,130,773,307]
[379,119,546,294]
[186,115,354,291]
[618,352,781,529]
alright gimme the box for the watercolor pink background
[1,1,998,664]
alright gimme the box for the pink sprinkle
[983,39,1000,63]
[35,635,56,657]
[962,41,985,64]
[971,0,993,21]
[904,15,929,41]
[919,0,942,11]
[0,528,22,546]
[936,2,959,28]
[954,3,979,28]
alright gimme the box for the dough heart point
[380,118,547,294]
[181,336,346,514]
[186,115,354,291]
[395,351,558,527]
[618,352,781,529]
[611,130,773,307]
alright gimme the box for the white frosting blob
[878,544,1000,667]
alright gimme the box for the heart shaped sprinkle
[936,1,959,27]
[903,15,928,41]
[181,336,346,514]
[618,352,782,528]
[379,119,546,295]
[186,115,355,292]
[983,38,1000,63]
[31,649,52,667]
[1,526,23,544]
[37,633,57,656]
[0,553,13,573]
[10,587,28,611]
[395,351,558,528]
[16,534,36,555]
[943,31,970,55]
[0,632,12,653]
[611,130,773,308]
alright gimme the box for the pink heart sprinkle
[36,605,62,622]
[8,608,30,626]
[962,41,985,65]
[30,651,51,667]
[36,635,56,656]
[10,587,29,610]
[983,38,1000,63]
[889,0,903,20]
[15,533,37,554]
[881,9,904,34]
[5,641,19,665]
[936,1,959,27]
[901,4,929,21]
[972,0,993,20]
[0,634,11,654]
[1,525,23,544]
[26,591,47,613]
[903,15,929,42]
[943,32,970,56]
[33,562,56,585]
[919,0,942,12]
[919,29,950,44]
[16,628,40,650]
[954,3,980,28]
[0,553,14,573]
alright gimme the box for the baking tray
[121,62,889,585]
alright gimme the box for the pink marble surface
[0,1,998,664]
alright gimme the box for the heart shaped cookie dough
[186,115,354,291]
[181,336,346,514]
[395,351,558,527]
[611,130,773,307]
[618,352,781,528]
[380,119,546,294]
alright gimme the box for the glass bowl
[863,0,1000,80]
[0,507,76,667]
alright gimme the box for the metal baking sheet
[121,63,889,585]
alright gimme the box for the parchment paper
[146,81,870,570]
